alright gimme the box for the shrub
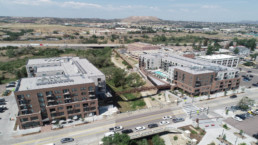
[173,136,178,141]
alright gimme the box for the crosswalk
[182,103,200,115]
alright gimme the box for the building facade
[15,57,105,129]
[197,54,239,68]
[139,53,240,96]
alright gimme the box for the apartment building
[139,53,240,96]
[197,54,239,68]
[15,57,105,129]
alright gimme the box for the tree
[206,45,214,55]
[233,48,239,54]
[152,135,165,145]
[102,133,131,145]
[113,68,127,88]
[238,97,255,111]
[173,136,178,141]
[0,74,5,84]
[239,130,243,136]
[126,73,145,88]
[6,49,16,58]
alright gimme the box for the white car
[159,121,170,125]
[135,126,146,131]
[109,126,123,132]
[232,115,243,122]
[162,116,172,120]
[104,131,115,137]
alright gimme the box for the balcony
[64,97,72,100]
[46,94,54,98]
[88,90,95,93]
[47,99,55,103]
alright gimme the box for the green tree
[238,97,255,111]
[0,74,5,84]
[152,135,165,145]
[239,130,243,136]
[173,136,178,141]
[137,139,148,145]
[102,133,131,145]
[206,45,214,55]
[126,73,145,88]
[234,48,239,54]
[113,69,127,88]
[6,49,16,58]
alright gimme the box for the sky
[0,0,257,22]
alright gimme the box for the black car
[172,118,185,123]
[60,138,74,144]
[253,133,258,139]
[0,98,5,102]
[247,70,252,73]
[230,95,237,98]
[6,84,15,88]
[236,114,246,120]
[0,102,6,105]
[252,83,258,87]
[250,75,254,78]
[148,123,158,128]
[121,129,133,134]
[9,82,16,85]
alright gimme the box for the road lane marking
[39,111,186,145]
[14,109,184,145]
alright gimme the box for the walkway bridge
[129,126,182,140]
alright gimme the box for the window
[82,97,86,100]
[58,107,63,110]
[54,90,61,94]
[90,102,95,105]
[88,86,94,92]
[74,104,80,108]
[37,93,43,97]
[26,94,30,98]
[63,89,69,93]
[56,96,62,99]
[72,88,77,92]
[31,116,38,121]
[73,93,78,97]
[74,98,79,101]
[17,95,25,100]
[20,118,28,122]
[81,92,86,95]
[81,87,86,91]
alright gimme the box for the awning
[59,120,66,124]
[73,116,78,120]
[51,120,57,124]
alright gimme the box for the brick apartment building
[15,57,106,129]
[139,53,240,96]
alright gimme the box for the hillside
[122,16,161,23]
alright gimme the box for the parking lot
[224,115,258,137]
[0,84,18,138]
[239,66,258,88]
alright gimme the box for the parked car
[109,126,123,132]
[159,121,170,125]
[252,83,258,87]
[148,123,158,128]
[0,102,6,105]
[232,115,243,122]
[3,90,11,96]
[135,126,146,131]
[247,70,252,73]
[236,114,246,120]
[121,129,133,134]
[104,132,115,137]
[162,116,172,120]
[250,75,254,78]
[230,95,237,98]
[60,138,74,144]
[253,133,258,139]
[172,118,185,123]
[6,84,15,88]
[9,81,16,85]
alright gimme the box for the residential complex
[127,42,161,58]
[197,54,239,68]
[15,57,106,129]
[139,53,240,96]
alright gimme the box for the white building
[197,54,239,68]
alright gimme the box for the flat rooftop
[198,54,237,60]
[18,75,94,91]
[173,66,214,75]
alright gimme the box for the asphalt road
[3,88,258,145]
[10,106,184,145]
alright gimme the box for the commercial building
[15,57,105,129]
[197,54,239,68]
[139,53,240,96]
[127,42,160,58]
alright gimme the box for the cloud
[12,0,55,6]
[61,1,102,9]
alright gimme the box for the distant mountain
[237,20,258,24]
[122,16,161,23]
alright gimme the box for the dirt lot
[224,115,258,137]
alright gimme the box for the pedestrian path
[182,103,200,115]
